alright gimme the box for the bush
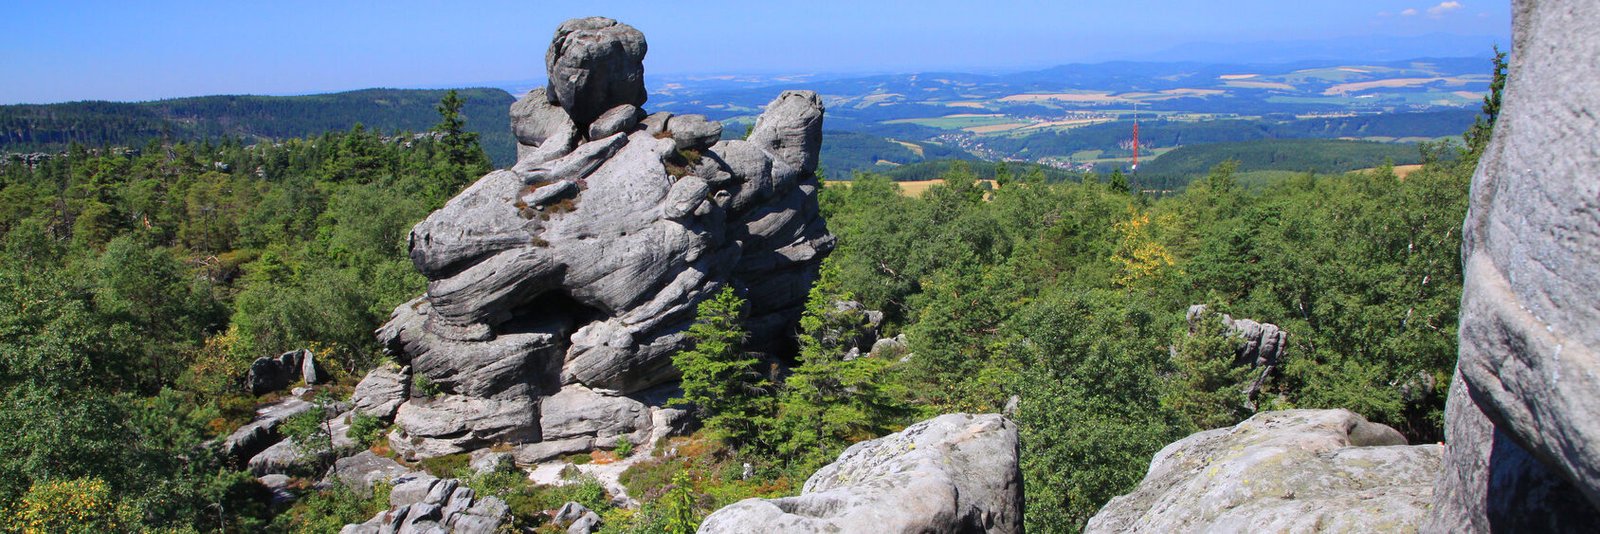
[9,477,132,533]
[614,439,634,459]
[348,412,387,447]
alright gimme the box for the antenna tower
[1131,101,1140,171]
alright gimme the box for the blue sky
[0,1,1510,104]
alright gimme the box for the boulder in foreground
[697,413,1023,534]
[1086,409,1438,533]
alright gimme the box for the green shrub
[614,439,634,459]
[348,412,387,447]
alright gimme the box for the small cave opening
[503,290,607,393]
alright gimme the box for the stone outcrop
[1423,1,1600,530]
[1185,305,1288,404]
[222,397,315,463]
[351,364,410,420]
[697,413,1023,534]
[1086,409,1438,533]
[341,473,509,534]
[247,349,327,395]
[366,16,832,462]
[326,450,412,497]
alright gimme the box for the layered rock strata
[366,16,832,462]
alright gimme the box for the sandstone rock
[512,437,594,464]
[545,17,647,128]
[667,114,722,151]
[352,365,410,420]
[248,438,308,476]
[327,451,412,497]
[248,356,293,396]
[222,397,314,462]
[1424,1,1600,529]
[343,475,508,534]
[748,90,825,175]
[469,450,514,475]
[301,349,329,384]
[379,17,831,464]
[540,384,651,442]
[555,501,592,526]
[569,511,601,534]
[388,472,440,508]
[1086,409,1437,533]
[588,104,644,140]
[698,413,1022,534]
[389,394,539,460]
[640,111,672,137]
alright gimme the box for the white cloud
[1428,1,1464,16]
[1401,8,1420,16]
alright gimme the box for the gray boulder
[248,438,308,476]
[344,476,509,534]
[1086,409,1433,533]
[698,413,1023,534]
[588,104,644,140]
[248,356,293,396]
[544,17,647,129]
[222,397,314,462]
[667,114,723,151]
[352,365,410,420]
[539,384,651,443]
[326,451,412,497]
[389,393,539,460]
[569,511,602,534]
[554,501,592,526]
[247,349,323,394]
[1424,1,1600,530]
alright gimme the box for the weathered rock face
[369,16,832,461]
[1186,304,1288,404]
[1424,1,1600,531]
[544,17,647,129]
[351,364,410,420]
[697,413,1023,534]
[1087,409,1438,533]
[341,473,510,534]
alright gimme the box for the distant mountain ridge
[0,88,519,166]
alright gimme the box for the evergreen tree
[669,287,771,447]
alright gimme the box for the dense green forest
[0,88,519,167]
[1131,138,1427,181]
[0,53,1496,531]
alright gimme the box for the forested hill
[0,88,519,166]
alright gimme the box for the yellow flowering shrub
[11,477,131,534]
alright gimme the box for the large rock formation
[367,16,832,462]
[697,413,1024,534]
[1086,410,1439,533]
[1423,1,1600,530]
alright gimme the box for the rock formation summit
[366,16,833,461]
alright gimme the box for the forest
[0,59,1494,532]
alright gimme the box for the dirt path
[526,438,658,508]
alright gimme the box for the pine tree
[669,287,770,447]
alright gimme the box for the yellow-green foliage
[10,477,131,534]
